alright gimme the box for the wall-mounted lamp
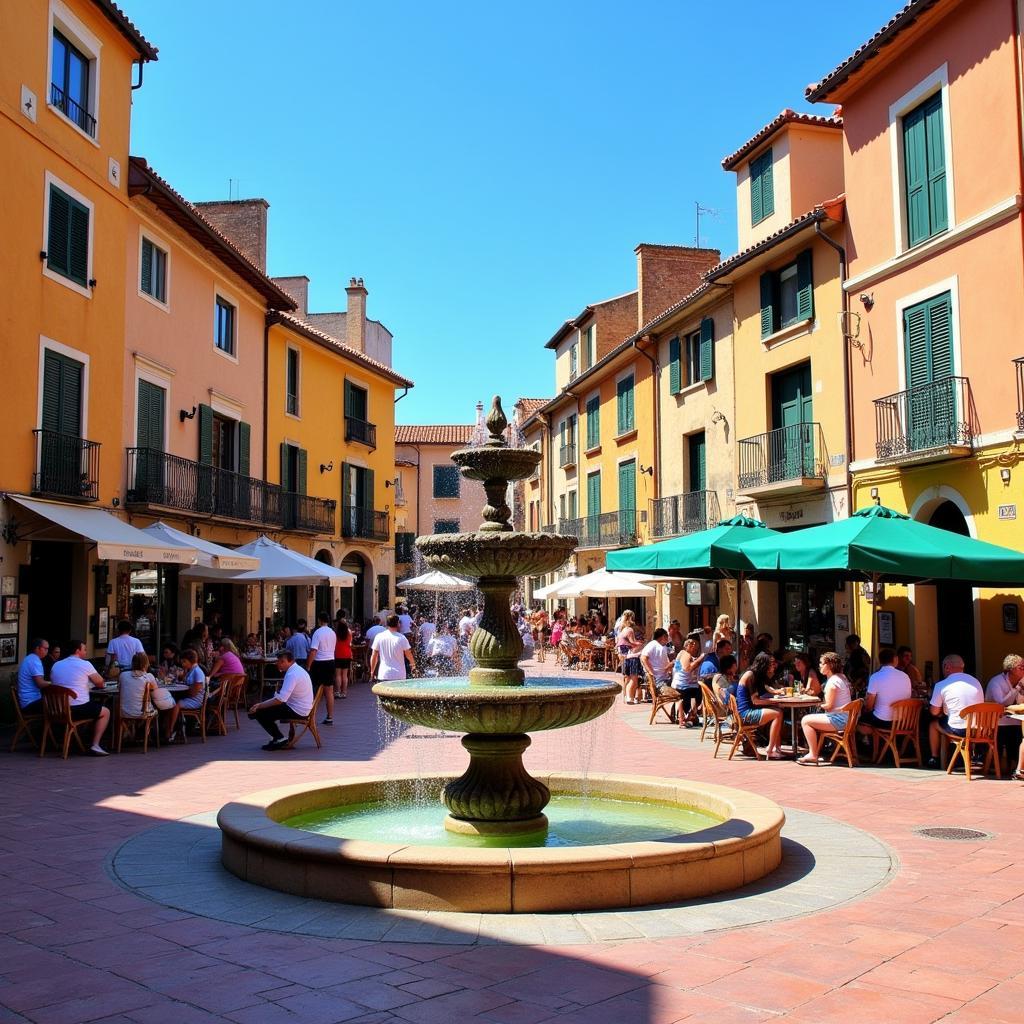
[859,292,874,310]
[1001,467,1012,485]
[711,409,728,426]
[870,486,880,505]
[384,478,394,488]
[179,406,197,422]
[319,461,334,474]
[639,464,654,477]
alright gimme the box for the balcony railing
[282,491,336,534]
[33,429,100,502]
[650,489,720,539]
[559,443,577,468]
[874,376,975,461]
[544,509,638,549]
[125,447,284,526]
[1015,358,1024,432]
[738,423,827,493]
[341,505,389,541]
[345,416,377,449]
[50,83,96,137]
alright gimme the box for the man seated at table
[700,639,734,680]
[640,629,673,690]
[50,640,111,756]
[858,647,912,740]
[17,637,51,715]
[897,645,927,698]
[927,654,984,769]
[248,649,314,751]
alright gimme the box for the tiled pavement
[2,662,1024,1023]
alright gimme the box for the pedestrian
[306,612,337,725]
[370,614,415,681]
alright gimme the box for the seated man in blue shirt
[700,639,734,679]
[17,637,51,715]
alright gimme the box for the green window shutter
[41,352,63,433]
[616,377,634,433]
[47,186,71,278]
[68,200,89,286]
[140,238,153,295]
[343,379,353,417]
[153,246,166,302]
[280,442,292,492]
[364,468,375,509]
[903,104,929,246]
[927,292,953,379]
[618,460,636,511]
[668,337,681,394]
[586,396,600,448]
[559,418,566,447]
[699,317,715,382]
[750,163,762,225]
[923,94,947,235]
[903,303,930,388]
[760,272,776,338]
[341,461,351,506]
[796,249,814,322]
[296,447,308,495]
[688,433,707,492]
[237,421,251,477]
[587,471,601,516]
[137,379,165,450]
[761,152,774,218]
[42,350,82,435]
[198,404,213,465]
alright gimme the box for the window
[903,291,955,451]
[616,375,635,434]
[433,465,460,498]
[214,296,236,355]
[569,343,578,380]
[586,471,601,519]
[42,349,83,437]
[279,442,306,494]
[46,183,89,287]
[136,379,166,452]
[51,27,95,137]
[582,325,596,370]
[345,380,367,421]
[903,93,948,247]
[688,432,707,493]
[434,519,460,534]
[750,148,774,225]
[140,236,167,304]
[198,404,251,476]
[286,348,299,416]
[585,395,600,449]
[395,532,416,563]
[684,331,701,387]
[760,250,813,338]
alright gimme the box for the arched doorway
[314,549,333,620]
[929,500,976,674]
[341,552,368,626]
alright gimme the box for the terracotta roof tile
[92,0,158,60]
[395,425,474,445]
[722,109,842,170]
[706,206,834,280]
[515,398,550,419]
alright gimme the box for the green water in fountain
[284,796,722,849]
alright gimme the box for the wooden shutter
[42,350,82,436]
[903,302,930,389]
[796,250,814,322]
[68,201,89,286]
[688,433,707,492]
[699,317,715,381]
[364,468,375,510]
[140,238,153,295]
[198,404,213,464]
[341,461,351,505]
[237,421,251,476]
[279,442,292,492]
[618,460,636,511]
[46,186,71,278]
[587,471,601,515]
[137,379,165,450]
[760,152,774,218]
[759,272,775,338]
[343,379,353,418]
[296,448,308,494]
[586,396,600,448]
[903,104,929,246]
[927,292,953,379]
[923,94,947,235]
[750,161,762,225]
[617,377,634,433]
[668,336,681,393]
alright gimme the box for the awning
[9,496,198,564]
[179,535,355,586]
[140,521,259,571]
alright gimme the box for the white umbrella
[559,567,657,599]
[532,576,580,600]
[397,570,475,620]
[140,521,260,571]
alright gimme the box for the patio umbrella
[558,567,657,599]
[397,569,475,620]
[140,521,260,571]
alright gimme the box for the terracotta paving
[2,661,1024,1023]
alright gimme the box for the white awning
[179,535,355,586]
[9,496,199,564]
[140,522,259,571]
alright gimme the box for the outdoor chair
[115,684,159,754]
[10,682,44,752]
[39,686,89,759]
[645,671,678,725]
[942,701,1002,781]
[726,693,762,761]
[178,685,210,743]
[699,682,735,756]
[871,698,924,767]
[208,673,247,735]
[285,685,325,750]
[576,637,605,671]
[819,699,864,767]
[224,673,248,731]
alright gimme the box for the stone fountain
[373,396,621,835]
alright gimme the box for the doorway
[26,541,73,648]
[929,501,975,673]
[341,553,367,625]
[314,549,333,619]
[771,363,813,479]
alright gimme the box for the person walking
[306,612,337,725]
[370,614,416,681]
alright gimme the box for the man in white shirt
[986,653,1024,777]
[458,608,475,646]
[306,612,338,726]
[365,615,387,646]
[927,654,985,768]
[249,649,315,750]
[417,615,436,651]
[371,615,415,681]
[397,605,414,636]
[105,621,144,674]
[860,648,912,731]
[640,628,673,698]
[17,637,50,714]
[51,641,111,755]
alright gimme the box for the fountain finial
[485,396,508,447]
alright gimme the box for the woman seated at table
[736,652,784,758]
[797,652,852,765]
[120,652,176,726]
[711,654,739,707]
[208,638,244,692]
[157,643,182,682]
[242,633,263,658]
[672,638,706,727]
[165,648,206,741]
[793,651,823,697]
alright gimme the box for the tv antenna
[695,202,719,248]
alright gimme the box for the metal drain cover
[915,826,992,841]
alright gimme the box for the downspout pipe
[540,411,553,529]
[394,386,409,405]
[262,317,270,492]
[1011,0,1024,264]
[632,336,660,505]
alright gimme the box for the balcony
[282,491,337,534]
[341,505,389,542]
[1015,358,1024,432]
[125,447,284,527]
[50,83,96,137]
[874,376,975,465]
[650,489,720,539]
[559,443,577,468]
[738,423,827,497]
[33,429,100,502]
[544,509,638,549]
[345,416,377,449]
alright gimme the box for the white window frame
[213,287,239,363]
[285,344,301,419]
[132,355,173,451]
[137,226,170,311]
[888,64,956,256]
[42,170,94,298]
[47,0,102,146]
[893,274,962,393]
[36,336,90,480]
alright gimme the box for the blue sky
[130,0,901,424]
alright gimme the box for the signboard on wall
[685,581,720,607]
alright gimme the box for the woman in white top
[798,651,853,765]
[712,614,735,649]
[119,652,176,719]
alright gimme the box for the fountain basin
[218,773,785,913]
[417,531,577,578]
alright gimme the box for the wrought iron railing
[282,491,336,533]
[650,489,720,539]
[341,505,389,541]
[738,423,827,490]
[50,83,96,137]
[33,429,99,501]
[873,376,975,460]
[1015,358,1024,432]
[559,443,577,468]
[345,416,377,449]
[547,509,637,549]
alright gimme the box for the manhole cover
[915,826,992,841]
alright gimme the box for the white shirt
[275,663,314,716]
[309,625,337,661]
[418,621,436,648]
[398,613,413,633]
[866,664,912,721]
[428,633,456,657]
[458,615,475,639]
[107,634,144,668]
[365,624,386,644]
[372,630,411,680]
[931,673,985,730]
[824,673,853,712]
[50,656,99,707]
[986,672,1024,727]
[640,639,671,682]
[700,631,715,655]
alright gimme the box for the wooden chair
[115,684,159,754]
[575,637,605,672]
[943,701,1003,780]
[224,673,248,731]
[645,671,678,725]
[872,698,924,767]
[178,685,210,743]
[10,682,44,752]
[726,693,762,761]
[207,673,247,735]
[285,686,325,750]
[820,699,864,767]
[39,686,90,759]
[699,682,736,756]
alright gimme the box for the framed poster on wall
[876,610,895,647]
[1,596,18,622]
[0,635,16,665]
[0,576,15,596]
[96,607,110,646]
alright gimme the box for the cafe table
[768,693,821,758]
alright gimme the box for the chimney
[194,199,269,271]
[634,244,721,327]
[345,277,367,352]
[271,275,309,316]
